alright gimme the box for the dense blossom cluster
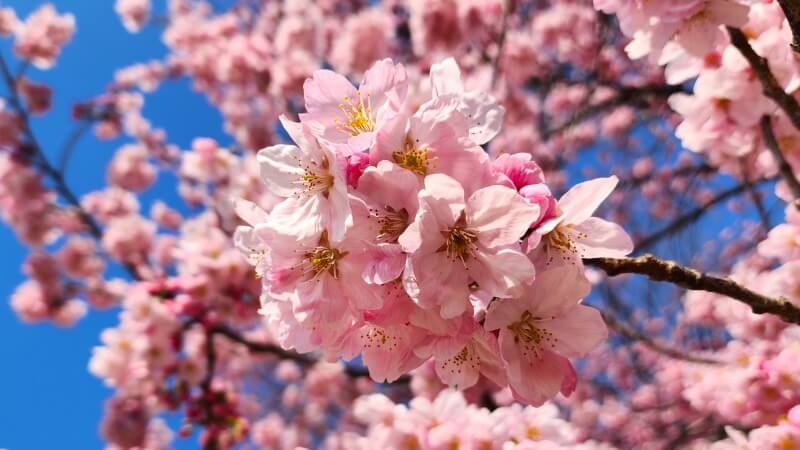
[3,0,800,449]
[235,57,631,405]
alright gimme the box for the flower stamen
[334,92,375,136]
[393,136,435,176]
[438,210,478,265]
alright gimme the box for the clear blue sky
[0,1,227,448]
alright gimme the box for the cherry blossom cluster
[324,389,615,449]
[234,57,633,406]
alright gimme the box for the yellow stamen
[393,136,435,176]
[335,92,375,136]
[302,231,347,278]
[508,310,557,359]
[437,210,478,264]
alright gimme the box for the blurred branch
[208,324,396,380]
[618,163,715,190]
[588,254,800,325]
[601,311,720,364]
[777,0,800,53]
[0,52,141,280]
[490,0,511,89]
[728,27,800,129]
[761,115,800,208]
[0,54,103,235]
[58,119,93,173]
[740,159,772,230]
[635,178,775,251]
[542,83,685,140]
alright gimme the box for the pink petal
[429,57,464,97]
[467,185,540,248]
[360,58,407,111]
[468,247,535,299]
[499,331,568,406]
[558,176,618,225]
[256,144,305,197]
[572,217,634,259]
[526,266,592,318]
[303,69,357,112]
[362,244,406,284]
[484,296,529,331]
[545,304,608,358]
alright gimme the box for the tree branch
[58,118,93,173]
[635,179,774,251]
[542,83,685,139]
[727,27,800,130]
[0,52,141,280]
[761,115,800,208]
[490,0,511,89]
[208,324,385,380]
[601,311,720,365]
[587,254,800,325]
[777,0,800,53]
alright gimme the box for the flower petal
[468,247,535,299]
[430,57,464,97]
[558,176,618,225]
[257,144,304,197]
[467,185,540,248]
[545,304,608,358]
[572,217,634,259]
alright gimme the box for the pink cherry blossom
[528,176,634,269]
[485,267,608,405]
[399,173,539,318]
[300,58,407,153]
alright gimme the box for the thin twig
[602,311,720,365]
[777,0,800,53]
[0,52,141,280]
[636,179,775,251]
[58,119,93,173]
[542,83,684,139]
[740,159,772,230]
[587,254,800,325]
[208,324,394,380]
[761,115,800,208]
[728,27,800,130]
[490,0,511,89]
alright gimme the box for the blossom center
[302,231,347,279]
[439,211,478,264]
[508,310,555,359]
[372,205,410,243]
[335,93,375,136]
[544,224,587,264]
[393,137,435,176]
[360,326,401,351]
[297,156,334,197]
[440,345,480,386]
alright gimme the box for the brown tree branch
[208,324,387,380]
[601,311,720,365]
[0,52,141,280]
[761,115,800,208]
[777,0,800,53]
[490,0,511,89]
[587,254,800,325]
[727,27,800,130]
[542,83,685,139]
[636,178,775,251]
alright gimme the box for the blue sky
[0,1,226,448]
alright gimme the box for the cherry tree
[3,0,800,449]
